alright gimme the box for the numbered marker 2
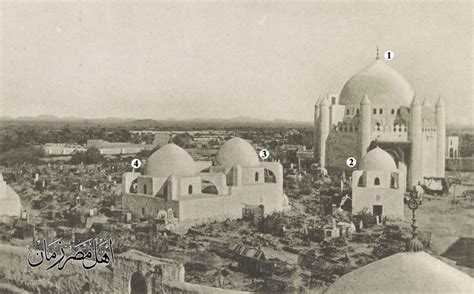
[131,158,142,169]
[384,50,394,61]
[259,149,270,160]
[346,157,357,168]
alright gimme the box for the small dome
[339,59,415,106]
[216,137,259,168]
[360,147,397,172]
[144,144,197,178]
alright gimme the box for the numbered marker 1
[384,50,394,61]
[131,158,142,169]
[346,157,357,168]
[259,149,270,160]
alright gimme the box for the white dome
[144,143,197,178]
[216,137,259,168]
[325,252,473,294]
[339,59,415,106]
[360,147,397,172]
[0,184,22,217]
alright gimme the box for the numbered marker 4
[131,158,142,169]
[259,149,270,160]
[346,157,357,168]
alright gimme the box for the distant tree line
[0,146,45,166]
[0,125,133,153]
[69,147,104,165]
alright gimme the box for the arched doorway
[130,272,147,294]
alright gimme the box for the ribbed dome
[339,59,414,106]
[360,147,397,172]
[216,137,259,168]
[325,252,473,294]
[144,143,197,178]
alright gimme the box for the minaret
[435,96,446,177]
[360,94,372,158]
[319,96,330,169]
[313,96,321,160]
[409,95,422,187]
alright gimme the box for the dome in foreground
[144,143,197,178]
[0,175,22,217]
[325,252,473,294]
[216,137,259,168]
[360,147,397,172]
[339,59,415,106]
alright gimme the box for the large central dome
[339,59,415,106]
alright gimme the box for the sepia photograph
[0,1,473,293]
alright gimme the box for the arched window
[393,123,398,132]
[376,122,381,131]
[356,109,360,115]
[374,177,380,186]
[449,148,454,158]
[129,179,138,193]
[379,108,383,114]
[188,185,193,194]
[391,109,395,115]
[357,175,365,187]
[390,176,396,188]
[373,108,377,115]
[143,184,147,194]
[255,172,259,182]
[346,109,350,115]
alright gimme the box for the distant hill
[0,115,313,129]
[123,119,161,128]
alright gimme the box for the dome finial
[376,45,380,60]
[406,188,424,252]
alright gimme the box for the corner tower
[319,97,330,169]
[409,95,422,186]
[435,97,446,177]
[360,94,372,158]
[313,97,321,160]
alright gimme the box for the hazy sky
[1,1,472,124]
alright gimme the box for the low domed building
[0,173,23,220]
[351,147,405,219]
[122,138,289,225]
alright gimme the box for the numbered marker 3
[259,149,270,160]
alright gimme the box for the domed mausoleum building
[314,49,445,188]
[122,139,289,225]
[351,147,405,218]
